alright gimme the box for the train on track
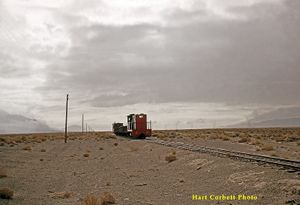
[112,113,152,139]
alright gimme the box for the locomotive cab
[127,113,152,139]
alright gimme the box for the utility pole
[64,94,69,143]
[82,113,84,133]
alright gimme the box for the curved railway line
[145,137,300,173]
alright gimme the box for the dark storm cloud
[39,0,300,107]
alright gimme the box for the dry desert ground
[0,128,299,205]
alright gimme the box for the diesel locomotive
[112,113,152,139]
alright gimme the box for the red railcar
[112,113,152,139]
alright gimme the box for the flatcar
[112,113,152,139]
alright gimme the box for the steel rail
[146,137,300,172]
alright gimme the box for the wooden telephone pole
[82,114,84,133]
[64,94,69,143]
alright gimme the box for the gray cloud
[36,0,300,108]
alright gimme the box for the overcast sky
[0,0,299,131]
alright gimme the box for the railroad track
[146,137,300,173]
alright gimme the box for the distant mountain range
[0,109,56,134]
[229,106,300,128]
[1,106,299,134]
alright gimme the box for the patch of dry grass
[0,188,14,199]
[48,191,72,199]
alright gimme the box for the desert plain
[0,128,299,205]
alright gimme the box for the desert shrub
[254,135,261,139]
[221,136,230,141]
[165,153,177,163]
[79,194,101,205]
[78,193,115,205]
[209,135,218,140]
[40,149,46,152]
[234,133,240,137]
[83,153,90,157]
[101,192,115,205]
[0,169,7,178]
[0,188,13,199]
[113,142,118,146]
[287,136,300,142]
[250,139,261,145]
[261,144,274,151]
[3,138,11,144]
[238,137,249,143]
[22,145,32,151]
